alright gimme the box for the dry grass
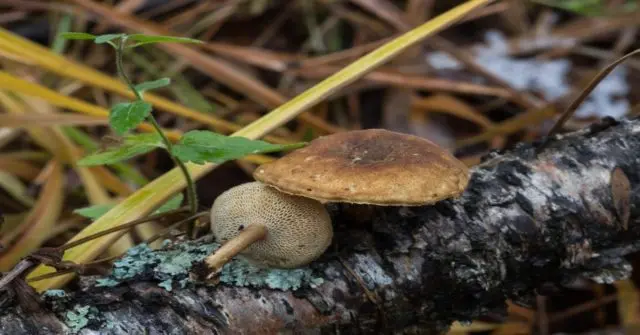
[0,1,639,333]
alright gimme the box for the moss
[93,238,324,292]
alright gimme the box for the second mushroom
[204,129,470,272]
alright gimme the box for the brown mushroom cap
[210,181,333,268]
[254,129,469,206]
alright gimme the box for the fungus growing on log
[205,129,470,272]
[255,129,470,205]
[206,182,333,270]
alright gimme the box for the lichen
[158,279,173,291]
[63,304,100,334]
[42,289,67,298]
[93,240,214,290]
[94,277,120,287]
[219,257,324,290]
[105,320,116,330]
[42,289,71,312]
[93,238,324,292]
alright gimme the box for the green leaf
[94,34,124,44]
[60,32,97,40]
[77,133,165,166]
[109,101,153,135]
[172,130,306,164]
[155,194,184,214]
[135,78,171,93]
[74,203,115,220]
[127,34,203,48]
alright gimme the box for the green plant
[60,32,305,236]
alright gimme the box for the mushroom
[254,128,469,206]
[204,129,469,272]
[206,181,333,270]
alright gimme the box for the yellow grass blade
[0,91,69,160]
[0,171,36,207]
[0,158,41,180]
[0,71,275,164]
[0,27,245,136]
[27,0,493,291]
[0,71,182,140]
[66,0,345,135]
[242,2,492,138]
[20,94,136,256]
[0,161,64,271]
[411,94,494,128]
[447,320,529,334]
[615,280,640,327]
[0,113,108,127]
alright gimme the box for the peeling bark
[2,117,640,335]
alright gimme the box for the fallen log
[1,116,639,334]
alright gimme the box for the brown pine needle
[538,48,640,151]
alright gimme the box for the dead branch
[1,116,640,335]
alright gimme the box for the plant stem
[115,37,199,236]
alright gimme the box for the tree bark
[1,116,640,335]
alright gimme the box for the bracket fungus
[204,129,470,273]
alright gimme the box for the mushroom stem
[205,224,268,273]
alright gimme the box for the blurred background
[0,1,639,334]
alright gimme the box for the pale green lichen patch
[95,241,216,290]
[159,279,173,291]
[42,289,67,298]
[93,238,325,292]
[42,289,71,311]
[105,320,116,330]
[64,304,101,334]
[220,257,324,290]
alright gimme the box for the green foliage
[127,34,203,48]
[59,30,305,228]
[77,133,164,166]
[59,32,97,40]
[172,130,306,164]
[74,204,115,220]
[135,78,171,94]
[61,32,202,49]
[109,101,153,135]
[94,34,124,44]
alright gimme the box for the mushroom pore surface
[210,181,333,268]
